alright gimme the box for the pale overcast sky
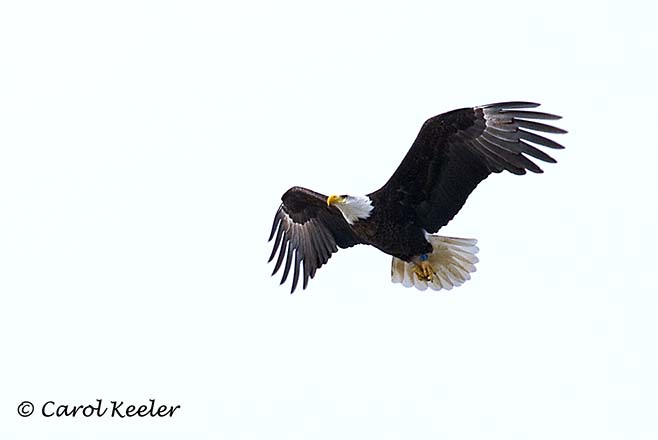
[1,1,657,439]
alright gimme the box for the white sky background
[1,0,657,438]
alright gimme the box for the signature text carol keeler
[41,399,180,418]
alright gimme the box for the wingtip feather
[481,101,541,110]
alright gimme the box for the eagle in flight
[268,102,566,293]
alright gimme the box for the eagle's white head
[327,194,373,225]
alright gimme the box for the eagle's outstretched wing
[372,102,566,233]
[268,186,361,293]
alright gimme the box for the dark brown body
[350,192,432,261]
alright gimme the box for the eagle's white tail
[391,236,479,291]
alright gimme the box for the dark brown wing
[371,101,566,233]
[268,186,361,293]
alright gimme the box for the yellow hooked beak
[327,194,345,206]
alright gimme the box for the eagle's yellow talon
[414,261,434,282]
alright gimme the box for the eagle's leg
[413,254,434,282]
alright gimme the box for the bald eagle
[268,102,566,293]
